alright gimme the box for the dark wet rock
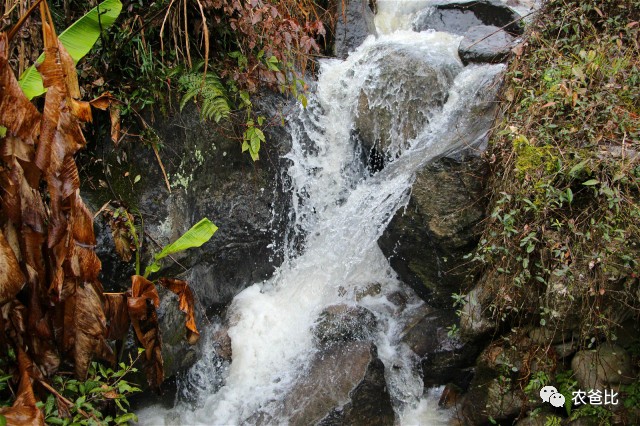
[571,344,634,391]
[334,0,377,59]
[413,0,523,36]
[84,103,290,310]
[379,151,489,307]
[355,46,461,164]
[387,290,408,310]
[260,342,395,425]
[400,305,479,388]
[313,304,378,345]
[439,383,463,409]
[212,326,232,362]
[157,286,206,378]
[355,282,382,301]
[459,25,517,64]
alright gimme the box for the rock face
[400,305,479,388]
[85,104,290,309]
[260,342,395,425]
[82,103,291,377]
[413,0,523,36]
[333,0,377,59]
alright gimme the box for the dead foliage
[0,0,201,416]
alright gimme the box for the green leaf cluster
[178,70,231,123]
[36,354,142,425]
[144,218,218,278]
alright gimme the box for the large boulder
[313,304,378,346]
[377,66,504,307]
[354,45,462,167]
[333,0,377,59]
[258,341,395,425]
[459,25,517,64]
[413,0,523,36]
[571,344,634,391]
[379,151,488,306]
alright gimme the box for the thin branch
[465,10,537,50]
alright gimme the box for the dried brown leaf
[128,275,163,387]
[107,209,135,262]
[0,350,45,426]
[0,228,25,304]
[72,282,112,379]
[110,105,121,145]
[104,292,130,340]
[0,33,41,145]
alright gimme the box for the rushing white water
[139,2,508,425]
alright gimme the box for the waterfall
[138,1,509,424]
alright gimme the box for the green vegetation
[72,0,329,160]
[37,354,142,425]
[471,0,640,342]
[1,347,141,426]
[144,217,218,277]
[462,0,639,423]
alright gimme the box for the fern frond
[178,72,231,122]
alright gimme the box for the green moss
[512,134,558,179]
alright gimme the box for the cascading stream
[139,1,509,424]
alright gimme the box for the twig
[159,0,177,55]
[96,0,106,53]
[1,2,19,21]
[93,199,113,219]
[183,0,192,68]
[38,379,102,424]
[465,10,537,50]
[195,0,209,79]
[128,107,173,194]
[152,144,172,194]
